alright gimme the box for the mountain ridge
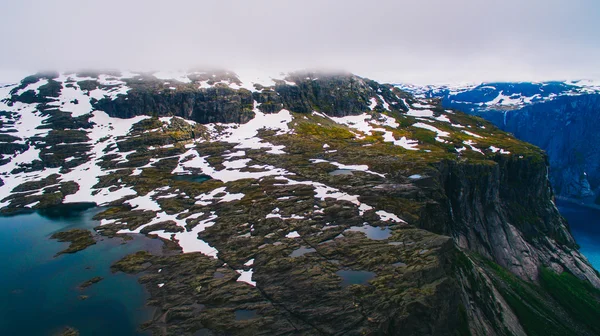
[1,70,599,335]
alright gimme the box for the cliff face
[432,155,599,283]
[499,95,600,203]
[93,71,409,123]
[401,82,600,205]
[1,71,600,335]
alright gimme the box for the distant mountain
[399,80,600,204]
[1,71,600,335]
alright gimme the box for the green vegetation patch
[78,276,104,290]
[483,259,600,336]
[50,228,96,256]
[539,267,600,334]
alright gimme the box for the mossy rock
[50,229,96,256]
[79,276,104,290]
[56,326,79,336]
[111,251,153,273]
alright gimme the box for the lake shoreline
[556,196,600,212]
[0,205,166,335]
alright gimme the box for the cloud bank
[1,0,599,83]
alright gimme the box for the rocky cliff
[399,81,600,205]
[1,71,599,335]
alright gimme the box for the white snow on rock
[275,177,374,216]
[148,211,220,256]
[205,103,292,154]
[435,115,451,123]
[60,111,149,205]
[464,140,484,154]
[462,130,483,138]
[13,79,49,96]
[236,269,256,286]
[329,113,418,150]
[376,210,405,223]
[309,159,385,178]
[411,102,435,109]
[369,97,378,110]
[172,148,291,183]
[234,69,286,92]
[407,109,434,118]
[0,78,147,207]
[125,191,162,211]
[378,95,391,111]
[195,187,245,205]
[286,231,300,238]
[489,146,511,154]
[412,122,450,142]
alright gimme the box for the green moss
[12,174,60,192]
[539,267,600,334]
[79,276,104,290]
[482,260,593,336]
[50,229,96,256]
[455,303,472,336]
[130,117,164,133]
[294,120,355,140]
[140,221,184,234]
[56,326,79,336]
[111,251,153,273]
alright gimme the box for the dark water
[0,206,162,336]
[345,225,391,240]
[289,246,316,258]
[335,270,376,287]
[171,174,212,183]
[234,309,257,321]
[557,201,600,271]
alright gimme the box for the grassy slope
[481,258,600,336]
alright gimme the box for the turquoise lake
[557,201,600,271]
[0,206,162,335]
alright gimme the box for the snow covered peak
[397,80,600,110]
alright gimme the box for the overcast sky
[1,0,599,84]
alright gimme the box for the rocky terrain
[1,70,600,335]
[398,81,600,205]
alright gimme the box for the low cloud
[1,0,599,83]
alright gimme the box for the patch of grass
[50,229,96,256]
[111,251,153,273]
[539,267,600,334]
[482,260,594,336]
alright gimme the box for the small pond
[329,169,354,176]
[171,174,212,183]
[234,309,258,321]
[345,224,391,240]
[335,270,376,288]
[289,246,316,258]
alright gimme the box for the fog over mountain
[1,0,600,83]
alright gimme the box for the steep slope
[1,71,599,335]
[398,81,600,205]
